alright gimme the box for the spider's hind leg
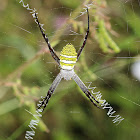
[37,72,62,111]
[38,93,51,111]
[72,73,103,109]
[87,90,100,104]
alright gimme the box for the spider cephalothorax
[34,8,102,111]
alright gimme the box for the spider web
[0,0,140,140]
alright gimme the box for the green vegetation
[0,0,140,140]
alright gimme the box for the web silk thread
[25,96,45,140]
[87,82,124,125]
[18,1,43,139]
[19,0,45,31]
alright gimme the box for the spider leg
[77,8,89,60]
[38,72,62,111]
[34,13,60,65]
[72,73,102,109]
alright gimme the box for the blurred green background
[0,0,140,140]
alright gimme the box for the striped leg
[34,13,60,65]
[38,72,62,111]
[72,73,102,109]
[77,8,89,60]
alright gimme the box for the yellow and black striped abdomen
[60,43,77,70]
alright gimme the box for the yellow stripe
[60,62,75,66]
[60,43,77,56]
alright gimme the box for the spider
[35,8,102,111]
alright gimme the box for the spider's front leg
[38,72,62,111]
[34,12,60,65]
[77,8,89,60]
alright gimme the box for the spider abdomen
[60,43,77,70]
